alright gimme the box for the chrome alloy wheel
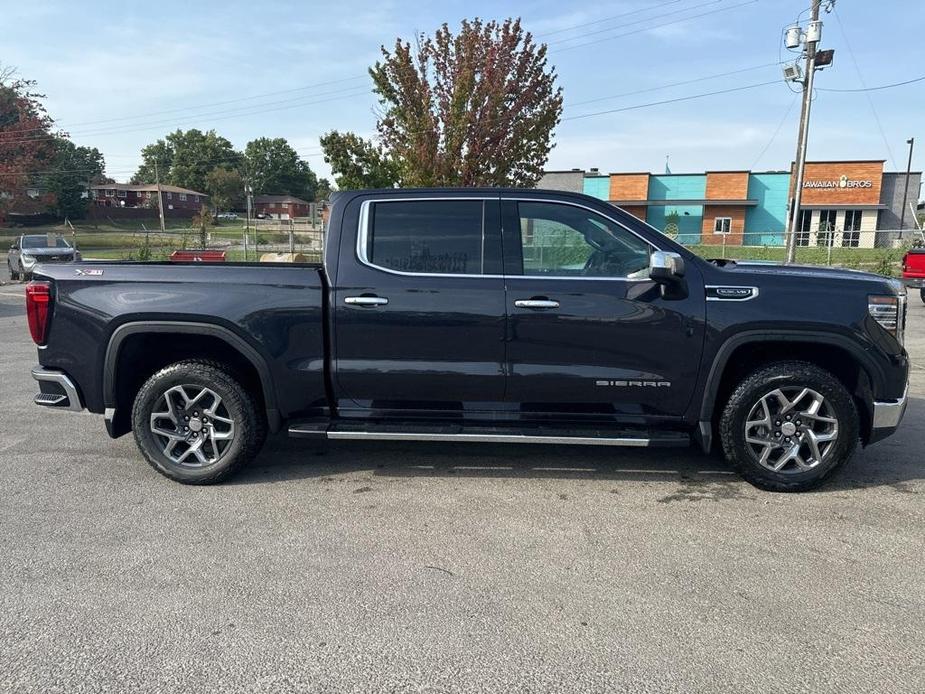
[149,385,235,467]
[744,387,839,473]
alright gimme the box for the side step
[287,421,689,448]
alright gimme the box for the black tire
[920,287,924,305]
[131,360,263,484]
[8,263,19,281]
[719,360,858,492]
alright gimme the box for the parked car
[901,247,925,303]
[8,234,79,280]
[26,188,909,491]
[216,212,239,221]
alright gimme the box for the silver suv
[7,234,80,280]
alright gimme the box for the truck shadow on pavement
[232,397,924,494]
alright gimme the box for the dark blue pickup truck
[27,188,909,491]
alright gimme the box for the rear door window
[368,200,484,275]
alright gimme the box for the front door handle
[345,295,389,306]
[514,298,560,309]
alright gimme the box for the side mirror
[649,251,687,299]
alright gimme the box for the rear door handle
[514,298,560,309]
[344,295,389,306]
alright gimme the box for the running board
[287,422,688,448]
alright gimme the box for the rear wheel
[719,361,858,492]
[920,287,924,305]
[131,360,263,484]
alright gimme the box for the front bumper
[32,367,84,412]
[869,383,909,444]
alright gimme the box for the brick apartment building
[253,194,311,220]
[90,183,207,211]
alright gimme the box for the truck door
[333,195,507,416]
[500,197,705,420]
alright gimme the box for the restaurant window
[795,209,812,246]
[816,209,837,247]
[713,217,732,234]
[842,209,862,247]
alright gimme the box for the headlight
[868,294,906,345]
[20,253,36,266]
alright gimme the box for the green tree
[319,130,399,190]
[369,18,563,187]
[314,177,334,202]
[132,140,172,185]
[133,129,240,193]
[43,138,105,219]
[205,166,243,211]
[243,137,317,199]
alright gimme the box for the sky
[2,0,923,191]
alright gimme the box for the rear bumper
[902,276,925,289]
[868,382,909,444]
[31,367,84,412]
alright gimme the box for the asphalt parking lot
[1,270,923,693]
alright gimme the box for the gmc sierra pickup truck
[27,188,910,491]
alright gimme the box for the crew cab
[902,247,925,303]
[26,188,910,491]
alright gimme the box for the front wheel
[8,262,19,281]
[131,360,264,484]
[719,361,858,492]
[920,287,924,305]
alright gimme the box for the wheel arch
[103,321,281,438]
[696,331,879,449]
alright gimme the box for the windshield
[21,235,72,249]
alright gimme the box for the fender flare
[697,329,882,423]
[103,321,281,432]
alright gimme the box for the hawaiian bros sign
[792,161,884,205]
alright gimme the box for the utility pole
[154,160,167,235]
[244,181,253,262]
[899,137,915,232]
[784,0,830,264]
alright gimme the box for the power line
[829,6,897,168]
[0,87,373,144]
[568,61,781,107]
[547,0,724,46]
[562,80,781,121]
[817,74,925,92]
[536,0,685,37]
[4,76,370,135]
[552,0,759,53]
[750,94,799,169]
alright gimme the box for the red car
[901,248,925,304]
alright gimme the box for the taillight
[25,281,52,345]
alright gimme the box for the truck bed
[34,261,329,429]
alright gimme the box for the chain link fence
[671,228,925,276]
